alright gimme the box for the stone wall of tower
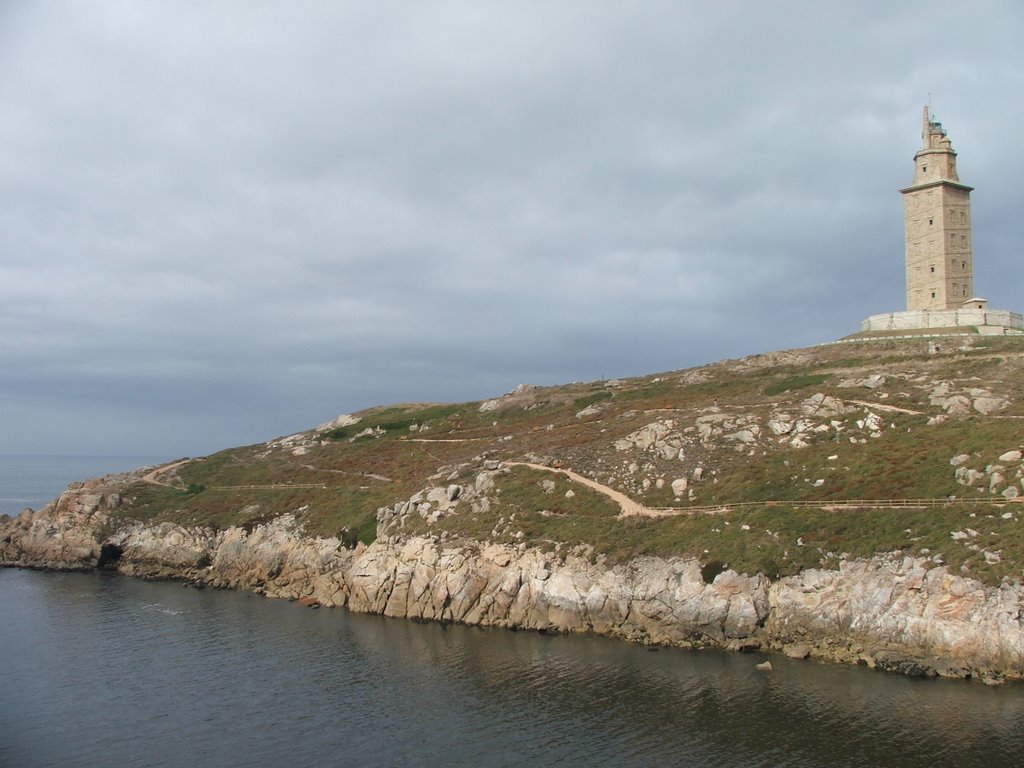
[901,108,974,311]
[904,184,973,309]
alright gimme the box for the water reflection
[2,569,1022,768]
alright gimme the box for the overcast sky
[2,1,1023,457]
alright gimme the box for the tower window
[928,218,933,225]
[930,265,935,273]
[923,165,928,172]
[931,291,937,298]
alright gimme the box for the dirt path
[299,463,392,483]
[140,459,191,487]
[403,437,491,443]
[844,399,924,415]
[505,462,678,518]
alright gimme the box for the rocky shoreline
[3,483,1023,685]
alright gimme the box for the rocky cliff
[4,481,1022,684]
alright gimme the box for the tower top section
[907,106,964,187]
[921,106,954,152]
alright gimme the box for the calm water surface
[2,568,1023,768]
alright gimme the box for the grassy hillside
[111,336,1024,584]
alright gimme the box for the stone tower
[901,107,975,310]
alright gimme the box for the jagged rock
[942,396,973,416]
[614,420,684,460]
[726,427,759,444]
[930,383,975,416]
[671,478,688,497]
[954,467,985,486]
[576,404,603,419]
[801,393,847,419]
[973,396,1008,415]
[784,643,811,660]
[999,450,1023,463]
[862,412,883,432]
[950,454,971,467]
[317,413,359,431]
[350,426,385,441]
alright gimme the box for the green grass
[572,391,614,409]
[321,403,467,441]
[764,374,829,396]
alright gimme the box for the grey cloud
[2,1,1023,454]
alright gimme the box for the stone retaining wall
[861,308,1024,334]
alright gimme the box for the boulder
[801,393,847,419]
[974,397,1009,415]
[316,413,359,431]
[784,644,811,660]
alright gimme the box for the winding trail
[505,462,677,518]
[141,459,191,487]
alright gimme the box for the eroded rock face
[769,557,1024,675]
[4,504,1024,682]
[0,492,113,570]
[346,540,767,644]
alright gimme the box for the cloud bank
[2,1,1023,454]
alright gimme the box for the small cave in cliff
[97,543,123,570]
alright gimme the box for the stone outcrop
[950,449,1024,498]
[4,490,1024,683]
